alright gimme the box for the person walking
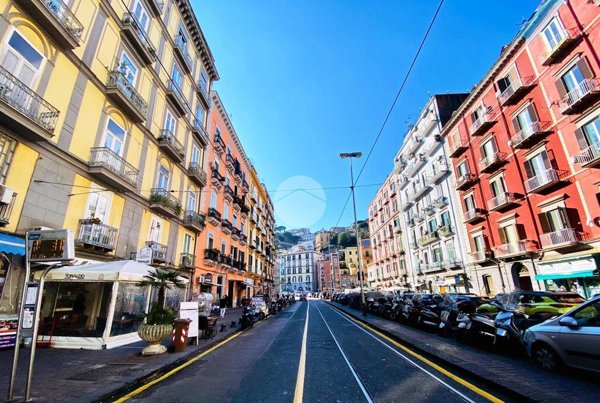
[219,294,228,318]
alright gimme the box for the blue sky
[193,0,539,231]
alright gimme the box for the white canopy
[45,260,188,283]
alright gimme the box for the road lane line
[293,301,310,403]
[327,303,503,403]
[315,304,374,403]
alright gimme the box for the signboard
[0,316,18,349]
[21,283,39,337]
[539,257,596,276]
[179,302,199,339]
[136,246,153,264]
[28,230,74,262]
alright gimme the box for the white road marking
[315,304,374,403]
[325,302,476,403]
[293,301,310,403]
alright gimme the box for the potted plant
[136,268,186,355]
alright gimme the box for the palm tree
[137,268,186,313]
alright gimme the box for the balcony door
[575,116,600,150]
[464,194,476,212]
[119,52,138,85]
[541,208,570,233]
[498,225,519,245]
[514,105,537,133]
[187,191,197,212]
[157,166,169,191]
[132,0,150,33]
[86,192,110,222]
[191,144,200,164]
[472,235,486,252]
[542,18,566,51]
[149,217,162,243]
[481,138,498,159]
[1,30,44,88]
[103,119,125,156]
[524,150,552,179]
[164,109,177,136]
[490,176,507,198]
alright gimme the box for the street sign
[136,246,153,264]
[28,230,74,262]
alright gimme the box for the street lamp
[340,152,367,316]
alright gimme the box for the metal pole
[8,235,30,401]
[348,158,366,316]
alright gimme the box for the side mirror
[559,316,579,328]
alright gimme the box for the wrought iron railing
[146,241,167,261]
[188,162,207,182]
[106,70,148,116]
[493,241,535,257]
[469,249,492,263]
[0,65,60,133]
[174,35,193,69]
[524,168,566,193]
[149,188,181,214]
[479,152,506,171]
[488,192,517,211]
[75,219,118,250]
[561,78,600,111]
[511,121,549,147]
[42,0,84,40]
[204,248,219,261]
[573,143,600,166]
[183,210,205,227]
[207,207,222,221]
[180,253,195,268]
[89,147,139,187]
[158,129,184,157]
[122,13,155,55]
[540,228,580,248]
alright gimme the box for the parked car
[524,297,600,373]
[477,291,583,316]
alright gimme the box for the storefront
[38,260,187,350]
[536,255,600,299]
[0,233,25,349]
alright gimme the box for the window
[232,214,237,227]
[164,109,177,135]
[306,276,310,283]
[524,150,552,179]
[482,275,494,296]
[1,29,44,87]
[171,63,183,89]
[558,59,595,104]
[513,104,538,135]
[490,176,508,198]
[571,300,600,327]
[472,235,486,252]
[199,69,208,90]
[464,194,476,212]
[149,216,162,242]
[539,207,576,233]
[157,166,169,190]
[457,160,469,177]
[85,192,110,221]
[0,134,16,183]
[498,224,519,245]
[103,119,126,155]
[223,202,229,219]
[210,191,217,209]
[480,137,498,159]
[561,63,586,93]
[427,218,437,233]
[207,233,214,249]
[195,104,205,126]
[187,191,197,212]
[119,52,138,85]
[542,18,567,52]
[440,211,451,227]
[220,241,226,255]
[132,0,150,32]
[446,240,456,260]
[432,247,442,263]
[575,116,600,151]
[191,144,200,164]
[183,233,192,254]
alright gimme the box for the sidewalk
[0,308,243,403]
[329,302,600,402]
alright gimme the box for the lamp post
[340,152,366,316]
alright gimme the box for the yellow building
[0,0,217,276]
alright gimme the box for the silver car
[524,296,600,373]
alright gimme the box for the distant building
[278,250,323,293]
[314,231,331,253]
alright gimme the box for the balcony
[231,227,241,241]
[173,35,193,74]
[180,253,195,270]
[214,134,225,155]
[224,185,235,202]
[414,213,425,223]
[455,173,477,191]
[219,254,233,268]
[88,147,138,191]
[242,178,249,192]
[469,249,493,264]
[20,0,83,49]
[479,152,506,173]
[188,162,207,186]
[430,261,446,272]
[404,154,427,177]
[146,0,164,16]
[146,241,168,263]
[418,231,439,247]
[0,65,60,140]
[510,121,551,149]
[166,80,187,116]
[196,80,210,108]
[405,136,423,155]
[105,70,148,122]
[121,13,156,65]
[203,249,219,266]
[524,169,568,194]
[433,196,448,209]
[74,219,117,252]
[437,225,453,237]
[239,234,247,246]
[221,219,232,235]
[206,208,221,226]
[493,240,537,260]
[498,76,535,106]
[400,198,414,211]
[225,154,236,171]
[149,188,181,218]
[0,190,16,226]
[542,28,581,66]
[469,111,497,137]
[398,176,410,189]
[408,183,430,202]
[560,79,600,115]
[488,192,519,212]
[157,129,184,163]
[423,135,441,156]
[191,118,209,146]
[424,205,435,216]
[211,169,224,188]
[573,143,600,168]
[407,217,415,227]
[449,135,469,158]
[182,210,205,233]
[540,228,582,250]
[464,208,486,224]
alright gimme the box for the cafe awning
[536,255,598,281]
[45,260,189,282]
[536,271,595,281]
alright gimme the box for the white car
[524,296,600,373]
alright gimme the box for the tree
[137,268,186,322]
[339,232,357,248]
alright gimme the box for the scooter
[493,308,555,351]
[240,305,257,330]
[456,312,497,345]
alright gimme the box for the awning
[45,260,189,283]
[0,233,25,255]
[536,271,596,281]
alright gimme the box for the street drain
[65,363,139,381]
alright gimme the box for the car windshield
[548,293,585,304]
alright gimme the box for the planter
[137,323,173,355]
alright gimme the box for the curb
[326,301,535,403]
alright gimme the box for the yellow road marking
[114,331,243,402]
[330,305,503,403]
[293,301,310,403]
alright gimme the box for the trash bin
[172,319,192,352]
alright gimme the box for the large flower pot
[137,323,173,355]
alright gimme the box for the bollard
[172,318,192,353]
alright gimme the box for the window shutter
[498,228,507,245]
[511,116,521,134]
[516,223,527,241]
[538,213,551,233]
[526,104,539,122]
[574,127,589,151]
[555,77,568,100]
[564,207,583,232]
[577,57,594,80]
[523,159,534,179]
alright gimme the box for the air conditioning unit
[30,226,54,232]
[0,184,14,205]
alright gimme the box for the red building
[442,0,600,298]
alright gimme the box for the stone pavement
[330,302,600,402]
[0,308,243,403]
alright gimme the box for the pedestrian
[220,294,228,318]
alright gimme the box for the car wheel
[416,315,423,328]
[389,312,397,321]
[533,344,561,372]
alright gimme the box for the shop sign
[136,247,153,264]
[539,257,596,276]
[28,230,74,262]
[0,317,17,348]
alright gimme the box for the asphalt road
[128,300,504,402]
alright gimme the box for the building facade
[442,0,600,298]
[314,230,330,253]
[278,249,322,293]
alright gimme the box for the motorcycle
[493,307,556,352]
[240,305,257,330]
[456,311,497,345]
[438,295,489,337]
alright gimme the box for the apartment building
[314,230,330,253]
[442,0,600,298]
[278,249,322,293]
[0,0,218,322]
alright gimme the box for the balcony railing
[510,121,551,149]
[192,118,209,146]
[573,143,600,168]
[479,152,506,173]
[469,249,493,264]
[24,0,84,48]
[207,207,222,225]
[149,188,181,217]
[166,80,187,116]
[404,154,426,177]
[0,65,60,135]
[405,136,423,155]
[214,134,225,154]
[427,165,449,185]
[498,75,535,106]
[173,35,193,73]
[146,241,167,262]
[449,134,469,157]
[196,80,210,106]
[89,147,139,189]
[188,162,207,185]
[469,110,497,137]
[182,210,205,232]
[158,129,184,162]
[121,13,156,64]
[540,228,581,249]
[464,208,486,224]
[524,169,567,194]
[437,224,453,237]
[106,70,148,122]
[456,173,477,191]
[560,79,600,115]
[408,183,430,201]
[493,241,537,260]
[180,253,195,269]
[75,219,117,251]
[0,191,16,226]
[542,27,580,66]
[433,196,448,209]
[418,231,439,247]
[204,248,219,263]
[488,192,519,212]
